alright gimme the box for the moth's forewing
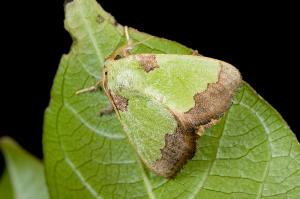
[104,54,241,178]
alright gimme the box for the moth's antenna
[124,26,130,42]
[124,26,154,48]
[132,36,154,47]
[106,26,155,59]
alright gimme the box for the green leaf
[0,169,13,199]
[0,137,49,199]
[43,0,300,198]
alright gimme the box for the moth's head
[103,55,148,95]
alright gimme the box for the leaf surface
[43,0,300,198]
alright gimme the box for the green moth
[78,27,242,178]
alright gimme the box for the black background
[0,0,299,174]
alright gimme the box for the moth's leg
[98,103,114,116]
[75,80,102,95]
[107,26,154,60]
[195,119,219,136]
[124,26,154,56]
[123,26,133,57]
[106,26,133,60]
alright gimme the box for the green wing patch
[104,54,241,177]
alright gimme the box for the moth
[77,27,242,178]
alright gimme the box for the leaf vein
[239,102,272,199]
[64,102,125,139]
